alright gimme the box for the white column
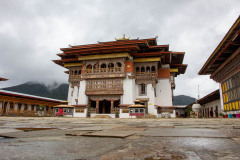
[78,80,87,105]
[0,101,2,110]
[219,83,224,111]
[122,75,135,104]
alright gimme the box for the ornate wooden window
[86,64,92,74]
[108,63,114,73]
[222,71,240,111]
[135,62,158,81]
[86,79,123,95]
[76,109,84,113]
[141,84,146,94]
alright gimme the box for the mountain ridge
[2,82,195,105]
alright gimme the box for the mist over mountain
[173,95,196,105]
[2,82,195,105]
[2,81,68,100]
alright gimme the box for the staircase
[93,115,112,118]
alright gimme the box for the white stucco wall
[78,80,88,105]
[155,78,172,106]
[158,110,176,118]
[119,109,130,118]
[67,85,74,105]
[73,108,87,117]
[202,99,222,115]
[135,84,157,115]
[122,76,135,104]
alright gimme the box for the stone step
[93,115,112,118]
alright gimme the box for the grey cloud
[0,0,239,98]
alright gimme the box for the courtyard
[0,117,240,160]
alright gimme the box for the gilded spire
[115,34,130,41]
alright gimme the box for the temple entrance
[99,100,111,114]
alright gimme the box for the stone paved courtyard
[0,117,240,160]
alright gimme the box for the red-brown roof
[199,16,240,76]
[53,37,187,76]
[0,90,62,103]
[197,89,220,105]
[0,77,8,81]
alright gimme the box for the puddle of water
[0,135,15,139]
[16,128,56,132]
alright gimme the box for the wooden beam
[211,47,240,78]
[231,41,240,45]
[78,52,131,60]
[170,68,178,72]
[133,57,161,62]
[64,62,82,68]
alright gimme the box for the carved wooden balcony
[88,108,96,113]
[83,68,126,79]
[85,79,123,95]
[135,72,157,80]
[69,75,81,82]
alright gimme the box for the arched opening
[141,67,145,72]
[108,63,114,72]
[101,63,107,73]
[136,67,140,76]
[75,70,78,75]
[86,64,92,74]
[117,62,122,72]
[71,70,74,75]
[146,66,150,72]
[93,63,99,73]
[151,66,156,72]
[78,70,81,75]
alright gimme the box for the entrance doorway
[99,100,111,114]
[2,102,8,114]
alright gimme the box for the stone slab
[68,126,115,131]
[82,130,136,138]
[138,128,230,138]
[0,128,21,134]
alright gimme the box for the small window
[63,108,67,113]
[135,109,139,113]
[130,109,134,113]
[140,109,144,113]
[141,84,146,94]
[55,109,59,113]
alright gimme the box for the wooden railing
[69,75,81,81]
[86,79,123,91]
[85,68,124,75]
[135,72,156,77]
[111,108,120,114]
[88,108,96,113]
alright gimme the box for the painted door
[59,108,63,115]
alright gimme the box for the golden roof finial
[115,34,130,41]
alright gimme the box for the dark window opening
[141,84,146,94]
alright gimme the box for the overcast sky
[0,0,239,99]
